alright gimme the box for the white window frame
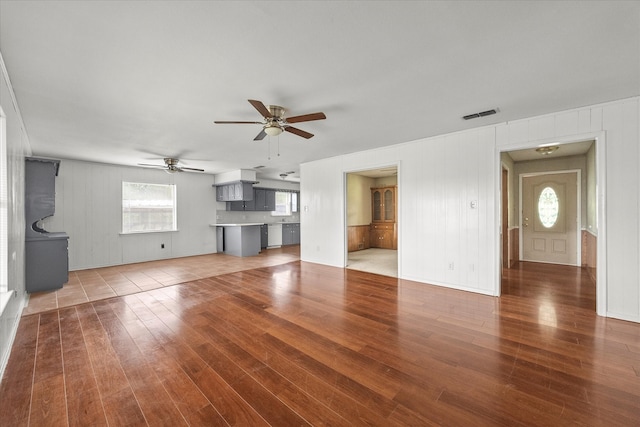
[271,191,293,217]
[122,182,177,234]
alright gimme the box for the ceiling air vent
[463,108,498,120]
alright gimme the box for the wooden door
[522,172,578,265]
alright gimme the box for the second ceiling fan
[215,99,326,140]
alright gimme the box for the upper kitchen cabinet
[214,181,254,202]
[253,188,276,211]
[371,186,396,223]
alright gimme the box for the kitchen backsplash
[216,209,300,224]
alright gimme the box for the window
[272,191,295,216]
[122,182,176,233]
[538,186,559,228]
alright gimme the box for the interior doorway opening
[345,166,398,278]
[500,138,600,313]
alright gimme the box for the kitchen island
[212,223,263,257]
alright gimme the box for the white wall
[43,159,217,270]
[301,97,640,323]
[0,54,31,378]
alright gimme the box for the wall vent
[463,108,498,120]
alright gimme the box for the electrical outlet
[448,262,454,270]
[161,243,165,249]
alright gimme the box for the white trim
[518,169,582,267]
[594,132,607,317]
[343,162,400,276]
[0,293,26,381]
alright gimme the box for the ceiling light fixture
[264,125,283,137]
[535,146,559,155]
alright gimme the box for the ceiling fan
[138,158,204,174]
[215,99,326,140]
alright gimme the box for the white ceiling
[1,1,638,181]
[507,139,594,162]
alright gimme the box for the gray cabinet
[214,182,254,202]
[228,198,255,211]
[260,224,268,249]
[229,188,276,211]
[282,223,300,245]
[25,157,69,293]
[253,188,276,211]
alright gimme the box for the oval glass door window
[538,186,559,228]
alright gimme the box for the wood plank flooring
[2,260,639,426]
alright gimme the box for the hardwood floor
[2,260,639,426]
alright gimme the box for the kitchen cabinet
[214,223,261,257]
[282,223,300,245]
[227,197,255,211]
[253,188,276,211]
[228,188,276,211]
[260,224,268,249]
[214,181,254,202]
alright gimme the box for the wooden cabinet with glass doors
[370,186,397,249]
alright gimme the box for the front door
[522,172,579,265]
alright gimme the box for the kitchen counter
[211,223,261,257]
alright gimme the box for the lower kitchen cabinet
[260,224,268,249]
[282,223,300,245]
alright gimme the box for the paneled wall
[302,127,497,295]
[301,97,640,322]
[0,55,31,377]
[43,159,217,270]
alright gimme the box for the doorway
[345,166,398,278]
[499,137,605,315]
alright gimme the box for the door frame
[496,131,607,317]
[343,162,401,276]
[519,169,581,266]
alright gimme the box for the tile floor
[23,246,300,316]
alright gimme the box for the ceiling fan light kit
[138,157,204,173]
[264,125,283,137]
[214,99,326,142]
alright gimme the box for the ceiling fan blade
[180,167,205,172]
[214,121,262,124]
[248,99,273,119]
[138,163,166,168]
[285,126,314,139]
[286,112,326,123]
[254,129,267,141]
